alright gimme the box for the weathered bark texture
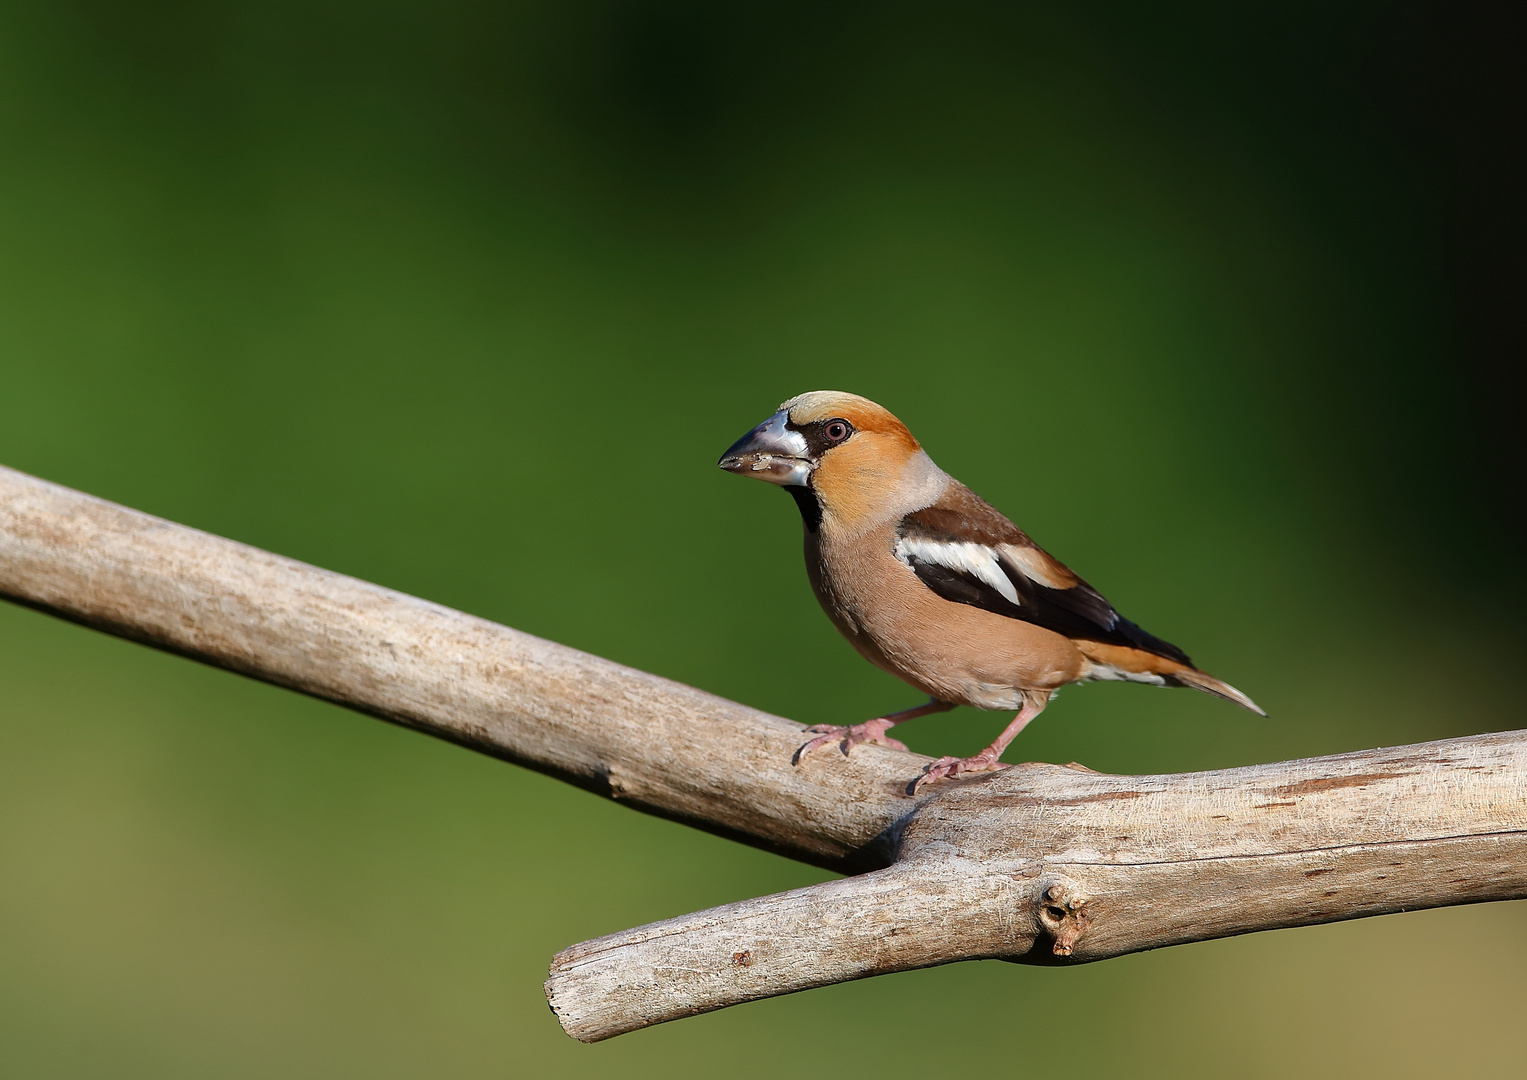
[0,465,921,874]
[1,464,1523,1044]
[548,737,1527,1039]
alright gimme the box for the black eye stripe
[786,418,856,457]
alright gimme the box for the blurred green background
[3,1,1525,1075]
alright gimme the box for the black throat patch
[786,484,822,532]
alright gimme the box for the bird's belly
[864,609,1082,705]
[810,540,1085,708]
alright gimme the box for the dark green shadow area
[2,3,1524,1076]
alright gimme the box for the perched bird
[718,390,1263,790]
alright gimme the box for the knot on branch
[1035,878,1092,957]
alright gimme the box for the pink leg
[793,699,955,765]
[911,694,1049,792]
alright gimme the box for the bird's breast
[803,521,1088,705]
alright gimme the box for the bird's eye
[824,420,852,443]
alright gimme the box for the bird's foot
[910,750,1011,793]
[793,718,908,765]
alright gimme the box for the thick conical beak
[718,410,814,487]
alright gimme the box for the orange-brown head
[718,391,941,532]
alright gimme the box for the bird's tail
[1169,668,1267,716]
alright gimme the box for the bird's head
[718,391,931,530]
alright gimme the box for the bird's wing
[894,482,1193,667]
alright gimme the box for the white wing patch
[894,537,1020,605]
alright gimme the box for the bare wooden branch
[548,736,1527,1039]
[0,464,921,874]
[2,463,1523,1044]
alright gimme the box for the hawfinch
[719,390,1263,791]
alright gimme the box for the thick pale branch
[547,860,1026,1041]
[549,737,1527,1039]
[2,463,1523,1045]
[0,465,922,873]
